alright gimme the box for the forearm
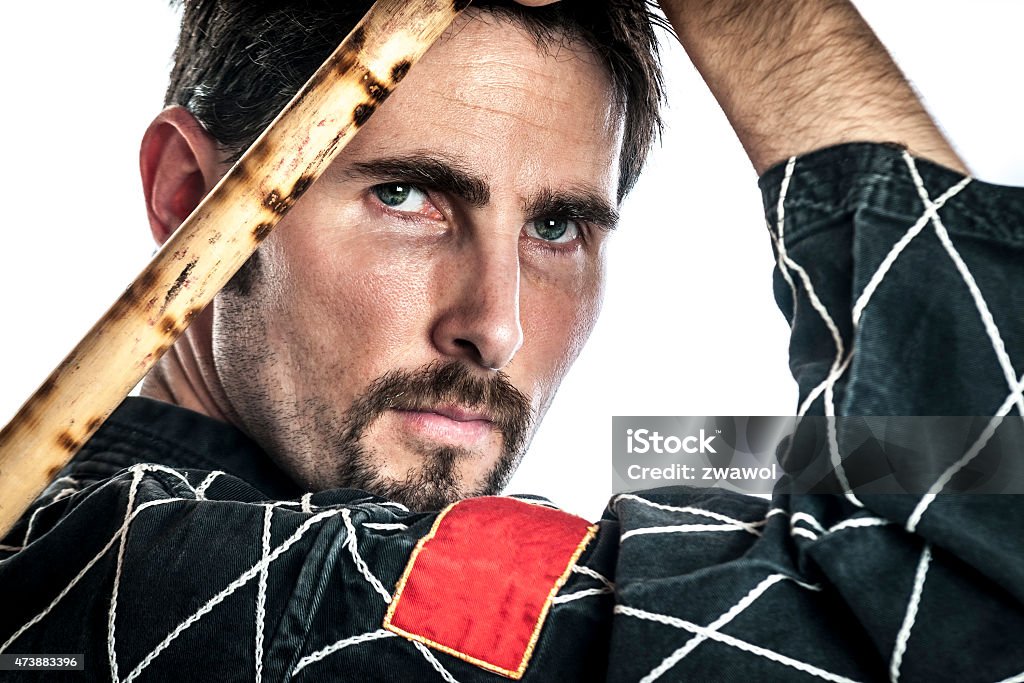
[661,0,967,175]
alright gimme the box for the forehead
[334,11,624,200]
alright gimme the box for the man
[1,0,1022,681]
[135,0,664,512]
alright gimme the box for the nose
[431,237,524,371]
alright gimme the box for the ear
[140,106,223,246]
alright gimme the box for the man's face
[212,14,623,510]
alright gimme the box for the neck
[139,330,233,425]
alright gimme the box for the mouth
[391,405,496,446]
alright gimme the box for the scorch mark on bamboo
[348,27,367,54]
[264,190,290,215]
[56,431,80,453]
[36,377,57,399]
[391,60,412,83]
[162,259,198,313]
[262,172,317,219]
[138,270,158,292]
[291,173,315,201]
[362,73,390,103]
[298,29,363,105]
[353,103,376,126]
[110,267,159,319]
[253,223,274,242]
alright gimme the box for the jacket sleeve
[605,144,1024,683]
[759,142,1024,679]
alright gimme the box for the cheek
[564,262,606,363]
[520,251,606,395]
[258,220,441,381]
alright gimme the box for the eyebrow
[342,154,490,207]
[526,187,619,232]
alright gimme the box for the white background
[1,2,1021,519]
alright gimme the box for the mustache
[341,360,534,454]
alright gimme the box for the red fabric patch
[383,497,596,679]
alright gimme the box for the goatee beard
[325,360,533,511]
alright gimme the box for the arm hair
[661,0,967,174]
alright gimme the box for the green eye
[371,183,441,220]
[373,183,413,207]
[535,219,567,240]
[526,218,580,244]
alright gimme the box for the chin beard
[316,360,533,511]
[333,441,522,512]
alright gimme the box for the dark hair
[166,0,665,200]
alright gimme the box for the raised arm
[659,0,968,175]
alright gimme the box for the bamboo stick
[0,0,471,537]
